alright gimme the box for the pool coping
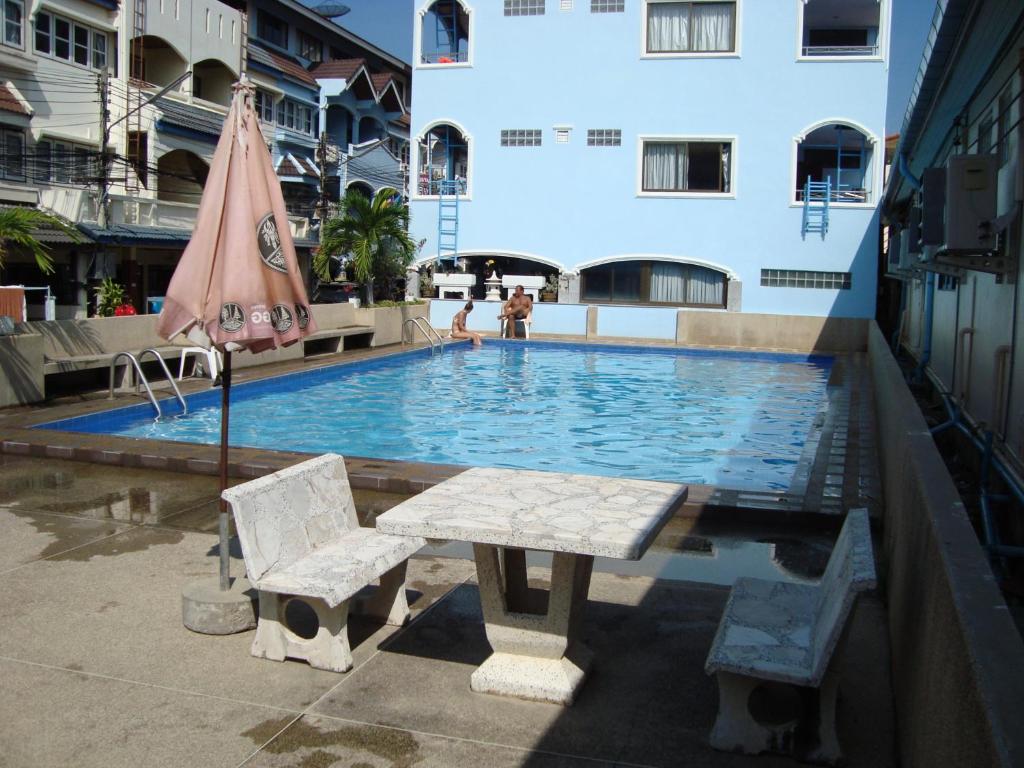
[0,338,871,528]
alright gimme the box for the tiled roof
[0,84,29,116]
[311,58,365,80]
[154,98,226,139]
[250,43,317,87]
[0,206,89,243]
[277,154,318,178]
[391,113,410,128]
[370,73,394,92]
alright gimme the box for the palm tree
[0,207,80,276]
[314,187,416,305]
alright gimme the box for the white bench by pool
[222,454,425,673]
[704,507,876,764]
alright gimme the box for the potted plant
[95,278,135,317]
[540,274,559,302]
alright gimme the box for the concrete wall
[0,332,44,407]
[868,322,1024,768]
[364,303,430,347]
[428,299,866,352]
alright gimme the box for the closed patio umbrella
[157,77,317,607]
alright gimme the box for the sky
[331,0,936,136]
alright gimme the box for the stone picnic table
[375,467,689,705]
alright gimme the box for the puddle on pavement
[242,716,421,767]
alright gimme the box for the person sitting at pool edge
[498,285,532,338]
[451,300,483,346]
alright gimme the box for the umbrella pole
[219,350,232,592]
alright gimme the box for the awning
[77,222,192,246]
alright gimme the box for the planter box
[362,304,430,347]
[0,331,45,406]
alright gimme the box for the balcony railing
[796,185,868,204]
[418,177,466,196]
[802,44,879,57]
[421,51,468,64]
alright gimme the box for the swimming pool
[38,341,833,491]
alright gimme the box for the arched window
[358,116,384,143]
[157,149,210,203]
[420,1,470,64]
[417,123,468,196]
[580,260,727,307]
[795,123,873,203]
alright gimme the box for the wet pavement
[0,454,895,767]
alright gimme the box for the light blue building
[409,0,891,326]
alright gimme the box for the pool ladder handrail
[108,350,188,419]
[403,317,444,355]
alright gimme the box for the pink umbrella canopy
[157,78,317,352]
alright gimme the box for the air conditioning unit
[943,154,997,253]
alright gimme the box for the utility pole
[97,70,110,229]
[317,131,330,228]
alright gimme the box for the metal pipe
[898,153,924,192]
[219,351,232,592]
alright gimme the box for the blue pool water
[38,341,833,491]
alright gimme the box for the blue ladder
[437,179,460,269]
[802,176,831,239]
[434,1,460,61]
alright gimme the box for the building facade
[0,0,410,318]
[885,0,1024,468]
[408,0,890,320]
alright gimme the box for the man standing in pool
[498,285,532,338]
[451,300,483,346]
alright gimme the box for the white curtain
[686,266,725,305]
[643,143,687,190]
[650,262,687,303]
[720,143,730,193]
[647,3,689,51]
[691,3,733,51]
[647,3,733,52]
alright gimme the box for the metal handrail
[137,348,188,415]
[403,317,443,355]
[109,352,163,419]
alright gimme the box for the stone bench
[29,316,186,384]
[306,304,374,356]
[704,508,876,764]
[221,453,424,672]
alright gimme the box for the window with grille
[34,11,108,70]
[587,129,621,146]
[3,0,23,49]
[554,128,571,144]
[254,89,276,123]
[277,99,315,135]
[591,0,624,12]
[581,260,726,307]
[257,11,287,48]
[501,129,542,147]
[505,0,545,16]
[560,0,573,9]
[298,30,321,62]
[760,269,851,290]
[0,127,24,181]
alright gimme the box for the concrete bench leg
[353,561,412,626]
[251,591,353,673]
[710,670,843,765]
[710,672,777,755]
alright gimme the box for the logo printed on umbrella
[271,304,293,332]
[257,213,287,273]
[295,304,310,330]
[219,302,245,332]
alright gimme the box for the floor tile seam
[0,523,147,578]
[296,711,664,768]
[0,653,308,715]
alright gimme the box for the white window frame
[414,0,474,70]
[254,88,277,124]
[3,0,24,50]
[33,9,110,71]
[641,0,741,60]
[789,118,878,209]
[411,118,473,201]
[636,134,737,198]
[795,0,888,63]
